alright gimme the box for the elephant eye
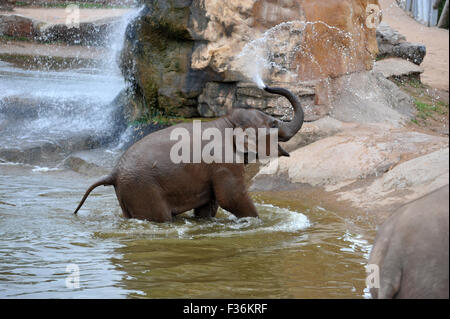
[271,121,278,128]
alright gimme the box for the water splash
[92,203,310,240]
[235,20,355,87]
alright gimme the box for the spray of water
[235,21,302,89]
[235,20,355,88]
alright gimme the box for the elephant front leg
[194,199,218,218]
[218,192,259,219]
[213,171,258,219]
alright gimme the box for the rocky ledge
[0,8,131,45]
[251,119,449,220]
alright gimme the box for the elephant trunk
[264,86,304,142]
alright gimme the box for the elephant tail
[73,175,115,215]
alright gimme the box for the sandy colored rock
[279,116,346,152]
[251,124,449,211]
[337,147,449,212]
[191,0,380,80]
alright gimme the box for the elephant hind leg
[194,199,218,218]
[115,184,172,222]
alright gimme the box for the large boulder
[36,17,121,46]
[121,0,380,117]
[250,124,449,213]
[0,9,126,45]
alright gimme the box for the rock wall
[121,0,381,119]
[0,1,16,11]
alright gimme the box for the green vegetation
[0,53,97,71]
[414,99,449,120]
[392,77,449,130]
[131,110,180,127]
[12,1,28,6]
[406,77,425,89]
[130,109,217,127]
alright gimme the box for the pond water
[0,7,376,299]
[0,163,374,299]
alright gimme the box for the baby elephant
[368,185,449,299]
[73,86,304,222]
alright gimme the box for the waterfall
[0,6,144,165]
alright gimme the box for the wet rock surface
[0,1,15,11]
[0,14,36,37]
[198,81,319,121]
[337,148,449,213]
[63,148,120,176]
[0,8,130,45]
[121,0,380,118]
[0,133,103,165]
[326,71,415,127]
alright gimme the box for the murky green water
[0,164,375,299]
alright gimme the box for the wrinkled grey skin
[74,86,304,222]
[369,185,449,299]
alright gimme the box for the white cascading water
[0,7,143,150]
[235,20,354,89]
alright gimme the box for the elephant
[368,185,449,299]
[73,86,304,222]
